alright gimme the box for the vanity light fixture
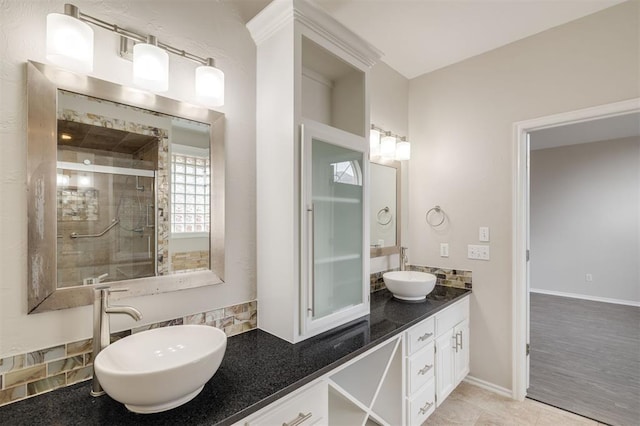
[45,3,224,104]
[380,131,397,159]
[133,36,169,92]
[370,125,381,157]
[195,58,225,107]
[46,4,94,73]
[370,125,411,161]
[395,136,411,161]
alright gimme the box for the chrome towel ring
[426,205,445,227]
[376,206,393,225]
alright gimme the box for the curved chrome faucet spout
[91,287,142,397]
[105,305,142,321]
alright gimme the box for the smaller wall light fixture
[370,124,411,161]
[46,3,224,106]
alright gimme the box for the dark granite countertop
[0,286,470,426]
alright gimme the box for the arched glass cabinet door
[300,120,369,337]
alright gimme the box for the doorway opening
[512,98,640,425]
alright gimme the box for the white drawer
[244,380,327,426]
[405,316,435,355]
[435,296,469,337]
[407,377,436,426]
[407,341,435,396]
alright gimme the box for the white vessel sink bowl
[94,324,227,414]
[383,271,437,301]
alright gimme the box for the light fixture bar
[66,3,212,66]
[370,124,405,143]
[371,123,411,160]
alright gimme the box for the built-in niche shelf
[327,336,403,426]
[301,36,365,137]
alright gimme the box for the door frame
[511,97,640,401]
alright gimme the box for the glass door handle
[307,204,314,316]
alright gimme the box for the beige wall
[0,0,257,356]
[408,1,639,390]
[370,61,410,273]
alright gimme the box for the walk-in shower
[56,118,159,288]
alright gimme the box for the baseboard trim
[463,375,513,399]
[530,288,640,307]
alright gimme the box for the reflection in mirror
[370,160,401,257]
[56,91,211,288]
[27,61,225,313]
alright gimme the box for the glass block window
[171,154,210,233]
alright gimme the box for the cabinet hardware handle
[457,331,463,350]
[419,401,434,415]
[418,332,433,342]
[307,204,315,316]
[283,412,312,426]
[418,364,433,375]
[452,334,458,352]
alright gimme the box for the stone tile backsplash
[2,265,469,408]
[370,265,473,293]
[0,299,257,407]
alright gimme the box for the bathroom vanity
[0,286,470,425]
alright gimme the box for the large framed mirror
[370,159,401,257]
[27,61,225,313]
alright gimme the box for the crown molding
[247,0,382,68]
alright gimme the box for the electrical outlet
[585,273,593,282]
[479,226,490,242]
[468,244,490,260]
[440,243,449,257]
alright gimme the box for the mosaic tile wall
[370,265,473,293]
[0,300,257,408]
[171,250,210,272]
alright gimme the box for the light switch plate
[440,243,449,257]
[479,227,490,242]
[468,244,490,260]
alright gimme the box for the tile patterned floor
[424,382,606,425]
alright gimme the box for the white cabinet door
[300,120,369,337]
[435,329,456,405]
[454,320,470,384]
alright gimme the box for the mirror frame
[27,61,225,313]
[369,158,402,258]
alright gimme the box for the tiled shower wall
[0,300,257,407]
[370,264,473,293]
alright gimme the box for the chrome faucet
[91,287,142,397]
[400,246,408,271]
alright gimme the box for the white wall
[408,1,639,390]
[369,61,409,273]
[0,0,256,356]
[530,137,640,303]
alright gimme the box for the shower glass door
[302,121,369,336]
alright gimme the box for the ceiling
[530,112,640,150]
[238,0,627,79]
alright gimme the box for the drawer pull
[283,412,312,426]
[457,331,463,350]
[417,332,433,342]
[418,364,433,375]
[419,401,434,415]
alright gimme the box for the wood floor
[424,381,603,425]
[528,293,640,426]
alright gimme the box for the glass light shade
[395,140,411,160]
[380,134,396,159]
[133,43,169,92]
[369,128,381,156]
[46,13,94,73]
[195,65,225,107]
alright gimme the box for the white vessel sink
[94,324,227,413]
[383,271,437,301]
